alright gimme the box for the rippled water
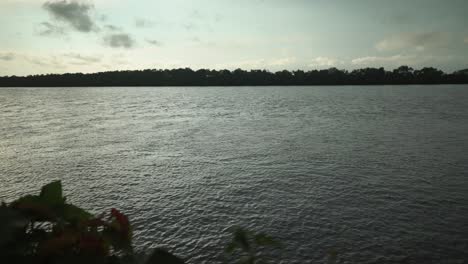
[1,86,468,263]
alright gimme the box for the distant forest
[1,66,468,87]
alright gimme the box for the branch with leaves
[1,181,282,264]
[0,181,184,264]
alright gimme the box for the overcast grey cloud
[135,18,155,28]
[146,39,162,46]
[352,55,415,65]
[37,22,66,36]
[0,53,15,61]
[104,24,122,31]
[43,0,95,32]
[376,32,451,52]
[308,57,344,68]
[23,54,66,69]
[64,53,101,64]
[104,33,135,48]
[1,0,467,75]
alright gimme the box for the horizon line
[2,65,468,78]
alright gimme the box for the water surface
[1,85,468,263]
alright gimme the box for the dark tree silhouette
[0,66,467,87]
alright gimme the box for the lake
[1,85,467,263]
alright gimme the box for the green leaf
[0,206,29,247]
[62,204,92,222]
[12,194,41,205]
[253,233,280,247]
[38,232,79,256]
[225,241,237,253]
[232,228,250,252]
[102,226,133,253]
[239,255,255,264]
[145,248,185,264]
[327,249,338,264]
[39,180,65,206]
[11,195,56,221]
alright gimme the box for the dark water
[1,86,468,263]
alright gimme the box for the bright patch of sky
[0,0,467,75]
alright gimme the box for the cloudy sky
[0,0,467,76]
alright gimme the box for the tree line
[0,66,467,87]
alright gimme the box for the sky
[0,0,467,76]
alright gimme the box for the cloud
[0,51,117,76]
[190,36,201,42]
[37,22,66,36]
[229,59,266,69]
[102,26,135,48]
[216,57,297,70]
[22,54,66,69]
[43,0,95,32]
[214,14,223,22]
[63,53,101,65]
[270,57,296,66]
[103,33,135,48]
[309,57,343,68]
[0,52,15,61]
[146,39,162,46]
[351,55,414,65]
[189,10,203,20]
[104,24,121,31]
[135,18,155,28]
[183,23,197,31]
[376,32,451,52]
[379,13,416,26]
[350,54,458,69]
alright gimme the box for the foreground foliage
[0,181,279,264]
